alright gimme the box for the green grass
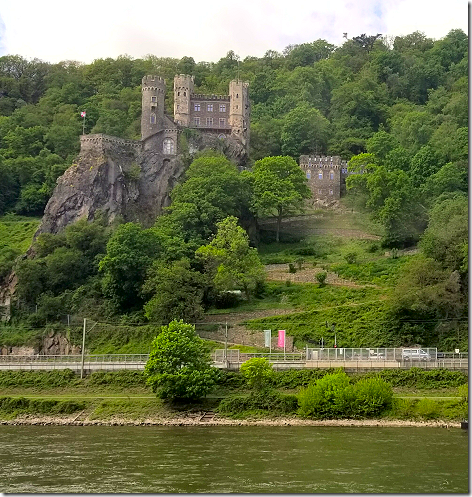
[0,215,41,278]
[244,300,395,346]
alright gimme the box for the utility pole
[80,318,86,379]
[80,318,98,379]
[224,321,228,368]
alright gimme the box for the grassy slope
[0,215,41,253]
[0,214,41,279]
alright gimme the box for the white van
[401,349,431,361]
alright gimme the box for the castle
[80,74,250,158]
[299,155,363,202]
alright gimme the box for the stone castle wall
[80,134,143,156]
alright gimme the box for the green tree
[143,258,205,323]
[240,357,274,391]
[252,156,311,242]
[99,223,161,310]
[196,216,265,300]
[144,320,217,400]
[280,103,330,157]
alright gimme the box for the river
[0,425,468,493]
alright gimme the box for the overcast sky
[0,0,468,64]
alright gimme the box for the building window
[150,113,156,124]
[183,91,186,96]
[194,117,200,126]
[329,189,333,195]
[163,138,175,155]
[194,103,201,111]
[219,104,226,112]
[177,92,180,96]
[318,171,323,180]
[318,189,322,194]
[206,117,213,126]
[218,134,225,140]
[236,93,239,98]
[177,105,180,110]
[330,171,334,180]
[306,170,311,179]
[207,104,213,112]
[219,118,226,127]
[151,96,157,103]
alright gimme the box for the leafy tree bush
[316,271,327,286]
[196,216,265,300]
[240,357,274,391]
[298,371,393,419]
[144,320,218,401]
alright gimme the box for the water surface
[0,425,468,493]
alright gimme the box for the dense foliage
[0,29,468,352]
[144,320,218,400]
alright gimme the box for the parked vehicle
[401,349,431,361]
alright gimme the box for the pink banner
[278,330,286,348]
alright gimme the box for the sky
[0,0,468,64]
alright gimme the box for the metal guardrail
[0,353,468,372]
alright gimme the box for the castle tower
[141,75,166,141]
[229,79,250,147]
[174,74,194,127]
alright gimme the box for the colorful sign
[264,330,271,348]
[278,330,286,348]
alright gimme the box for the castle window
[219,118,226,127]
[330,171,334,180]
[151,96,157,103]
[318,171,323,180]
[329,189,333,195]
[306,170,311,179]
[235,105,239,110]
[178,92,180,96]
[218,134,225,140]
[206,117,213,126]
[184,92,186,96]
[194,103,201,111]
[207,104,213,112]
[150,113,156,124]
[318,189,322,194]
[194,117,200,126]
[236,93,239,98]
[219,104,226,112]
[163,138,175,155]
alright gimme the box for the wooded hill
[0,30,468,351]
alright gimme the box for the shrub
[415,398,440,420]
[344,252,357,264]
[240,358,274,391]
[351,378,393,417]
[458,383,468,403]
[316,272,327,286]
[288,263,297,273]
[298,372,351,419]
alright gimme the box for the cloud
[0,0,468,63]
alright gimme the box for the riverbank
[0,413,461,428]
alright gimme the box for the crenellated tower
[229,79,250,148]
[141,75,166,141]
[174,74,194,127]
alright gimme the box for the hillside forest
[0,30,468,352]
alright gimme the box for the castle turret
[141,75,166,140]
[229,79,250,147]
[174,74,194,127]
